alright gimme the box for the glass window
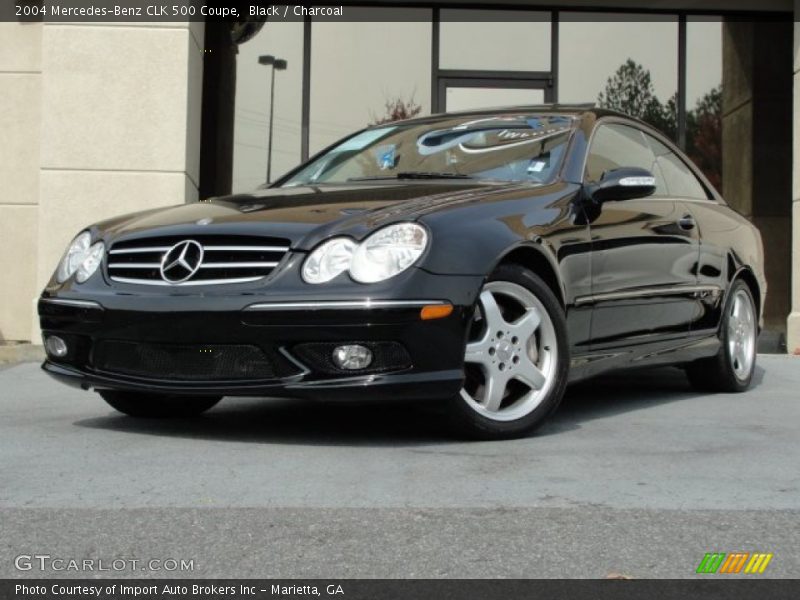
[646,135,709,200]
[585,124,665,196]
[283,114,576,186]
[686,18,722,192]
[558,14,678,141]
[439,10,551,72]
[310,8,432,155]
[232,21,304,192]
[445,87,545,112]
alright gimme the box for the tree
[599,60,722,192]
[686,86,722,192]
[597,59,677,139]
[370,94,422,126]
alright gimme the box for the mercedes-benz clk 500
[39,107,765,438]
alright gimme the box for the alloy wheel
[728,288,756,381]
[461,281,558,422]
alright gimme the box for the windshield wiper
[348,172,473,182]
[396,172,472,179]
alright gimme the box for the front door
[583,123,700,348]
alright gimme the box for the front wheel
[99,390,222,418]
[447,265,569,440]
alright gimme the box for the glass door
[437,77,552,112]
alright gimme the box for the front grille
[93,341,299,381]
[107,235,291,286]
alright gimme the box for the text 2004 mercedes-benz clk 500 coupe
[38,107,765,439]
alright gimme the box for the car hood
[96,181,552,250]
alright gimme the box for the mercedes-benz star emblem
[160,240,204,284]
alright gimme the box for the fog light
[45,335,68,358]
[332,344,373,370]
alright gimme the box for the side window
[645,135,710,200]
[585,124,667,196]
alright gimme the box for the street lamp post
[258,55,288,184]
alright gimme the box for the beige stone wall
[0,23,41,342]
[35,22,204,294]
[788,2,800,353]
[0,21,204,343]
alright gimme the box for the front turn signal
[420,303,454,321]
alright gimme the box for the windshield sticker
[375,145,397,170]
[528,160,547,173]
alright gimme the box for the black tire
[99,390,222,418]
[686,279,758,393]
[447,264,570,440]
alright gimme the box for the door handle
[677,214,696,230]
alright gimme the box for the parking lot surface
[1,357,798,578]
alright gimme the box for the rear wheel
[99,390,222,418]
[686,279,757,392]
[447,265,569,439]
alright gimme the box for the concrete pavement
[1,357,798,578]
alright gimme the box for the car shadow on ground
[73,364,765,446]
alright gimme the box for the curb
[0,344,45,366]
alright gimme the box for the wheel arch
[494,243,566,308]
[732,266,763,328]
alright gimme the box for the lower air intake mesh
[94,341,297,381]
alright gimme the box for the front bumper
[38,272,482,402]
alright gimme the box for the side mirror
[585,167,657,203]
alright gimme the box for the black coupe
[38,107,765,438]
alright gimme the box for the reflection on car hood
[95,181,553,250]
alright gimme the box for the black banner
[2,1,793,23]
[2,580,800,600]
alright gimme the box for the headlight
[301,237,357,284]
[302,223,429,284]
[350,223,428,283]
[56,231,105,283]
[76,241,105,282]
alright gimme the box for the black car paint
[39,108,765,400]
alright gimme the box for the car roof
[381,104,638,128]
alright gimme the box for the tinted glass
[440,10,550,71]
[310,8,432,155]
[687,17,723,192]
[585,124,667,195]
[233,20,304,191]
[559,15,678,142]
[283,114,576,186]
[646,135,709,199]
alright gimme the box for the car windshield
[281,114,576,187]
